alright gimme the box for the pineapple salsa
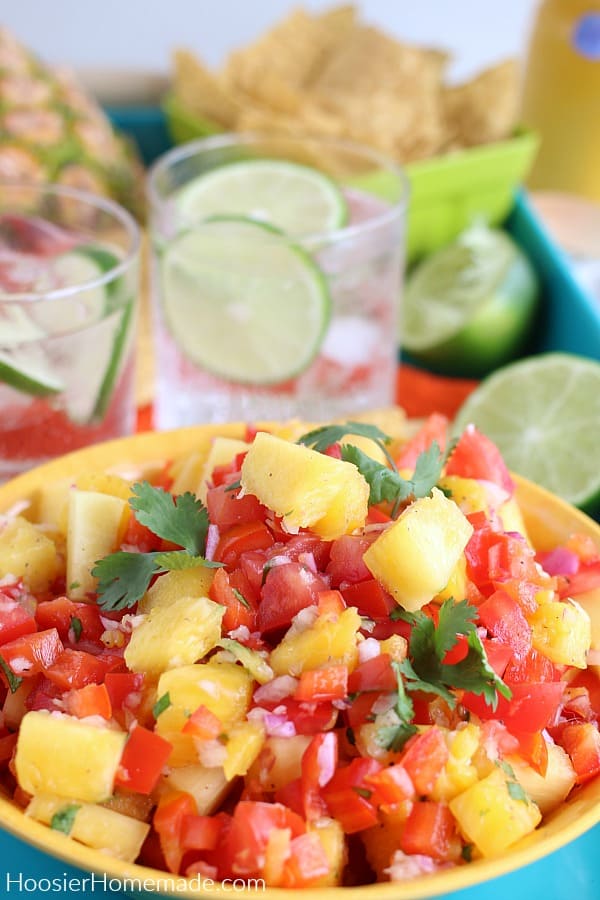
[1,417,600,886]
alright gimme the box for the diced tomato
[558,723,600,784]
[400,727,449,795]
[462,681,565,732]
[210,454,246,487]
[366,506,392,525]
[122,513,162,552]
[510,730,549,776]
[154,791,198,874]
[326,534,379,588]
[345,691,380,731]
[300,731,338,820]
[322,757,381,833]
[224,801,305,878]
[279,832,330,888]
[181,814,223,852]
[503,648,558,684]
[271,534,332,571]
[258,563,329,633]
[44,648,107,691]
[238,550,270,596]
[491,577,539,615]
[0,628,63,679]
[281,699,338,735]
[206,484,267,530]
[364,762,415,807]
[0,732,18,764]
[182,704,222,740]
[478,590,532,659]
[569,669,600,718]
[557,561,600,598]
[348,654,397,694]
[35,597,104,644]
[0,595,36,644]
[215,521,275,570]
[395,413,449,470]
[295,665,348,703]
[400,800,457,861]
[65,683,112,719]
[115,725,173,794]
[317,589,346,617]
[209,567,257,632]
[341,579,396,618]
[104,672,145,713]
[24,676,62,712]
[446,425,514,493]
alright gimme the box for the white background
[2,0,539,83]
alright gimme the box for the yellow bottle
[521,0,600,202]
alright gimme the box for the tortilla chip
[172,49,240,127]
[442,59,520,147]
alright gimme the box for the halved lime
[174,160,348,236]
[0,346,63,396]
[160,218,331,385]
[402,224,539,378]
[453,353,600,512]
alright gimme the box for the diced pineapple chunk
[170,452,207,496]
[240,432,369,539]
[270,607,361,676]
[124,595,224,676]
[67,490,128,600]
[160,764,230,814]
[138,566,216,615]
[223,720,265,780]
[431,724,481,802]
[362,802,413,879]
[449,768,541,857]
[16,711,126,803]
[498,497,530,541]
[26,793,149,862]
[247,735,312,792]
[364,489,474,611]
[528,599,591,668]
[197,437,250,502]
[0,516,61,592]
[75,472,132,501]
[33,478,71,534]
[507,744,576,815]
[434,555,467,605]
[156,662,254,736]
[438,476,489,515]
[310,817,347,886]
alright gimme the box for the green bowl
[162,94,539,262]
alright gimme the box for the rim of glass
[0,183,140,303]
[148,132,409,244]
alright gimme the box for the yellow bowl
[1,424,599,899]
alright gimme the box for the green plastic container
[161,94,539,263]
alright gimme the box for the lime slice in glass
[174,160,348,236]
[0,345,63,396]
[453,353,600,512]
[402,224,539,378]
[160,218,331,385]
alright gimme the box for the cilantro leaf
[154,550,221,571]
[92,552,159,611]
[297,421,391,454]
[69,616,82,642]
[129,483,208,555]
[341,440,451,515]
[0,655,22,693]
[153,692,171,719]
[375,660,418,752]
[398,598,511,712]
[50,804,80,835]
[232,587,251,609]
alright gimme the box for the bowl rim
[1,423,599,898]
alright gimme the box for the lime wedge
[0,345,63,396]
[174,160,348,236]
[160,219,331,385]
[453,353,600,512]
[402,224,539,377]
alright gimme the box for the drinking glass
[148,134,407,428]
[0,183,140,479]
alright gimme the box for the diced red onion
[358,637,381,663]
[254,675,298,704]
[539,547,580,576]
[205,524,220,562]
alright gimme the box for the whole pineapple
[0,28,145,219]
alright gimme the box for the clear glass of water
[148,134,408,429]
[0,183,140,479]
